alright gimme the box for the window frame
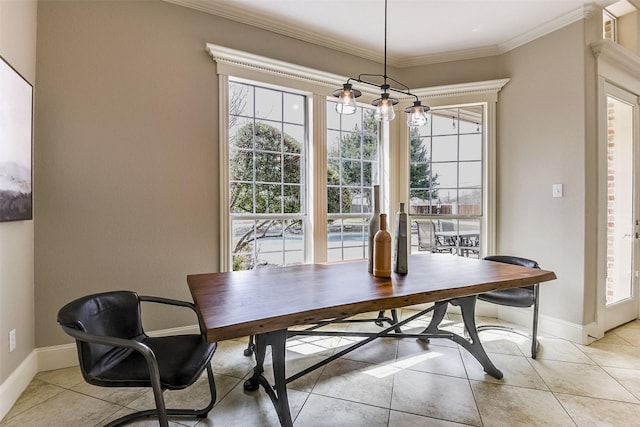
[227,79,309,270]
[326,100,381,262]
[407,104,486,256]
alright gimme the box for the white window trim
[207,43,509,269]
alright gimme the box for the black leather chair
[478,255,541,358]
[57,291,217,427]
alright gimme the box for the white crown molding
[207,43,510,101]
[410,78,511,101]
[499,4,600,54]
[591,38,640,76]
[396,46,502,68]
[205,42,364,91]
[165,1,600,67]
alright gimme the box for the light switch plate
[9,329,16,352]
[552,183,563,198]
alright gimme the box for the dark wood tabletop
[187,253,556,342]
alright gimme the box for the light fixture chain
[384,0,388,81]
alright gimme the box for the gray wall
[0,0,37,384]
[497,20,595,326]
[34,0,597,349]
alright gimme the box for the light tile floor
[3,309,640,426]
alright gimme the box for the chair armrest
[61,324,164,389]
[61,324,156,358]
[138,295,207,337]
[139,295,196,311]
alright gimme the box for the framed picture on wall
[0,54,33,222]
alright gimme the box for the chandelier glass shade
[372,92,397,122]
[333,83,361,115]
[332,0,430,126]
[405,100,430,127]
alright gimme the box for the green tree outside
[327,108,378,214]
[229,121,303,269]
[409,126,439,202]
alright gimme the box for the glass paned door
[599,82,639,332]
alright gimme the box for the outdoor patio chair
[438,219,455,232]
[415,220,456,253]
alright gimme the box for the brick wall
[606,100,616,304]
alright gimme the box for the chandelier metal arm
[348,74,420,102]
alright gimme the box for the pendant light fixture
[332,0,430,127]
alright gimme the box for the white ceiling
[167,0,630,67]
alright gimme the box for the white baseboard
[543,317,600,345]
[36,343,78,372]
[496,305,598,345]
[0,350,38,422]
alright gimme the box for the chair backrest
[484,255,539,269]
[439,220,455,232]
[483,255,539,290]
[415,220,435,250]
[57,291,145,377]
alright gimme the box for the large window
[209,42,505,270]
[326,101,379,261]
[409,105,485,256]
[228,81,307,270]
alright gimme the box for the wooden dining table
[187,253,556,427]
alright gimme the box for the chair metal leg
[104,362,217,427]
[150,357,169,427]
[104,356,169,427]
[476,285,540,359]
[531,284,540,359]
[374,309,401,333]
[245,334,255,356]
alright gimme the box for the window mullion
[312,94,328,263]
[219,74,231,271]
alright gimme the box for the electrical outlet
[9,329,16,352]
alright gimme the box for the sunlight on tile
[479,331,528,345]
[287,341,334,355]
[286,334,342,355]
[363,351,444,378]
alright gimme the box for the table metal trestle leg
[243,329,293,427]
[245,309,402,357]
[420,296,503,379]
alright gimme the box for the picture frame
[0,54,33,222]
